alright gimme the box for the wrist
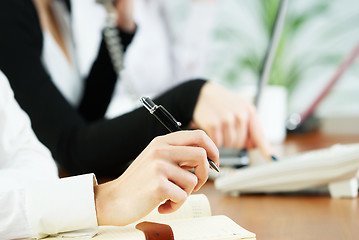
[94,180,129,226]
[117,20,136,33]
[94,184,104,225]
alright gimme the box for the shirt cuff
[25,174,99,239]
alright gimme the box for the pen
[140,97,220,172]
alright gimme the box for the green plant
[210,0,356,97]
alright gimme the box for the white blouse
[41,0,83,107]
[106,0,217,118]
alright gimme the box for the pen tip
[209,160,220,172]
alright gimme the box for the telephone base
[229,191,241,197]
[227,178,359,198]
[328,178,358,198]
[215,143,359,199]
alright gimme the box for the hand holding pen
[141,97,220,172]
[96,130,219,226]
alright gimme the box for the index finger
[159,130,220,168]
[248,110,274,159]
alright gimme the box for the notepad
[44,194,255,240]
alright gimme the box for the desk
[198,132,359,240]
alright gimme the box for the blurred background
[74,0,359,138]
[208,0,359,135]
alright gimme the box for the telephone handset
[96,0,123,73]
[96,0,138,101]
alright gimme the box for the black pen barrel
[153,106,182,132]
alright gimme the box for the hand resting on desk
[94,130,219,226]
[192,82,273,159]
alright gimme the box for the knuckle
[212,145,220,158]
[235,110,246,120]
[223,114,235,126]
[206,125,217,135]
[236,111,249,123]
[194,129,206,136]
[151,135,164,145]
[200,119,220,133]
[176,190,188,203]
[195,172,208,188]
[191,175,199,187]
[179,191,188,202]
[154,177,168,195]
[194,129,208,141]
[152,160,168,175]
[197,147,208,159]
[199,163,209,177]
[196,148,209,170]
[201,173,209,183]
[149,146,168,159]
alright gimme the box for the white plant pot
[257,85,287,144]
[236,85,287,144]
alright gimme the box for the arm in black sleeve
[78,29,136,122]
[0,0,207,177]
[73,79,206,177]
[0,0,87,169]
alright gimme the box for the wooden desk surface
[198,132,359,240]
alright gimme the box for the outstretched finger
[248,111,273,159]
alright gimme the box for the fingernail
[271,155,278,161]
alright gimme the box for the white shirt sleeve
[26,174,99,239]
[0,72,98,239]
[0,174,98,239]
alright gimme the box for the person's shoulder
[0,0,34,9]
[0,0,38,21]
[0,0,41,42]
